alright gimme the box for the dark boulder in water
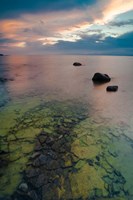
[92,73,111,83]
[0,54,4,56]
[106,85,118,92]
[73,62,82,66]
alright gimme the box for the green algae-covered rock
[1,99,133,199]
[0,100,87,196]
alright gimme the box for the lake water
[0,55,133,199]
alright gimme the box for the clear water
[0,55,133,199]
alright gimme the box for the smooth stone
[52,142,61,151]
[92,73,111,83]
[38,135,47,144]
[34,174,48,188]
[47,160,59,170]
[45,137,55,146]
[106,85,118,92]
[73,62,82,66]
[25,168,40,178]
[46,150,58,160]
[18,183,28,193]
[34,141,43,151]
[28,190,39,200]
[33,154,47,167]
[38,154,48,165]
[30,152,41,159]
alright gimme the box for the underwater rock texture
[1,101,133,200]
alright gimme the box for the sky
[0,0,133,55]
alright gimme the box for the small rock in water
[106,85,118,92]
[18,183,28,193]
[73,62,82,66]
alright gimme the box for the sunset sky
[0,0,133,55]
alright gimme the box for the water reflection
[1,55,133,199]
[1,55,133,129]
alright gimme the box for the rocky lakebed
[0,100,133,200]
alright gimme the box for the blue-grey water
[0,55,133,199]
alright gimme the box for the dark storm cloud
[52,31,133,55]
[109,19,133,27]
[0,0,97,19]
[105,31,133,48]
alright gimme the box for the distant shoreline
[1,54,133,57]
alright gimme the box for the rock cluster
[11,119,130,200]
[92,72,118,92]
[12,127,79,199]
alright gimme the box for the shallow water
[0,55,133,199]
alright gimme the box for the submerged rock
[18,183,28,193]
[0,150,9,167]
[73,62,82,66]
[28,190,39,200]
[106,85,118,92]
[30,152,41,159]
[92,73,111,83]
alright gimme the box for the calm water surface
[0,55,133,199]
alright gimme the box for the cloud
[0,0,133,55]
[50,31,133,55]
[109,19,133,27]
[1,31,133,55]
[100,0,133,23]
[0,0,96,19]
[110,31,133,48]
